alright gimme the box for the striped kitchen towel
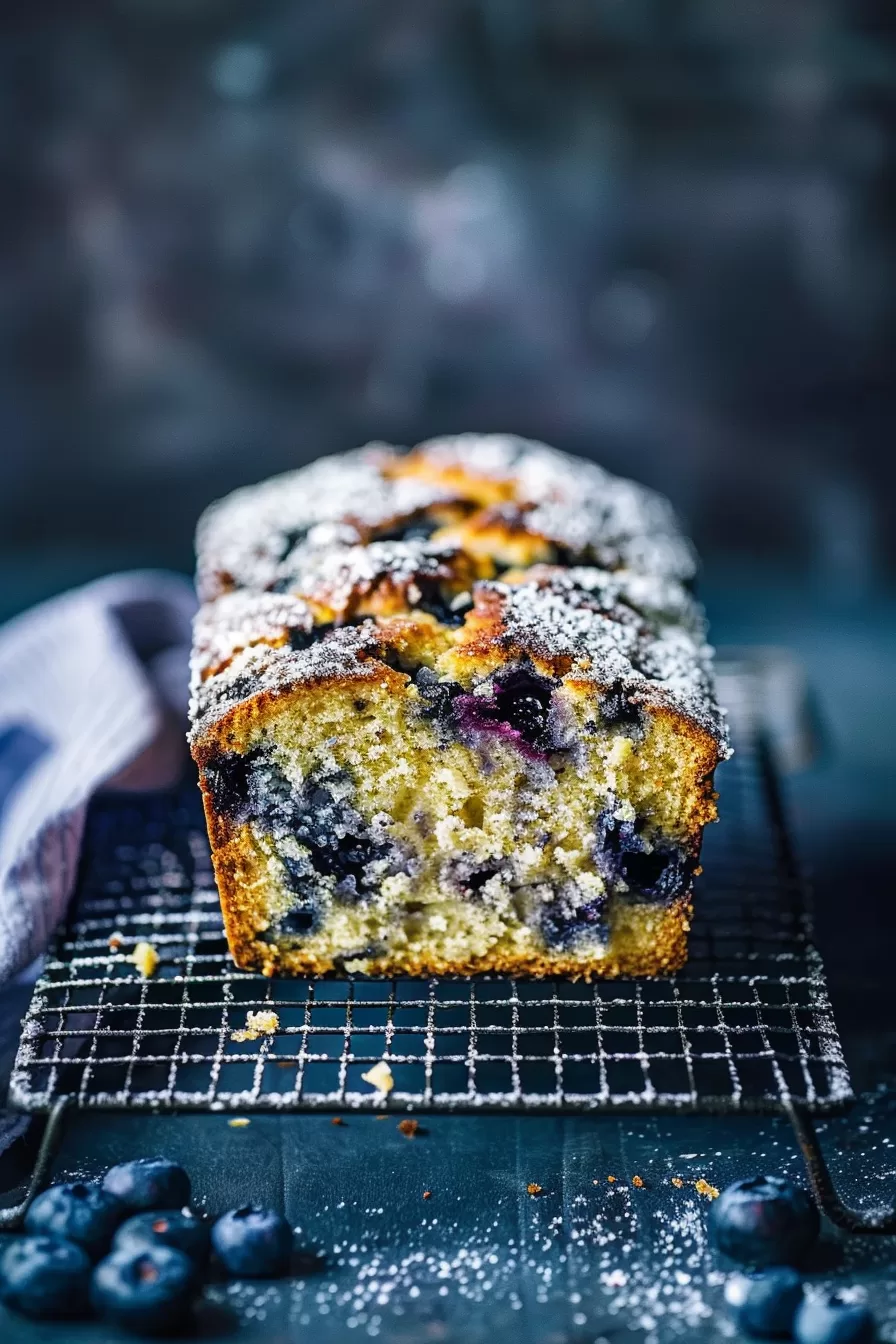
[0,571,196,987]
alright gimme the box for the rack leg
[784,1098,896,1234]
[0,1100,71,1231]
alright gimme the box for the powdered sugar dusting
[190,435,727,754]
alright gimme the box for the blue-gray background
[1,0,894,1076]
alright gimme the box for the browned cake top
[190,435,729,755]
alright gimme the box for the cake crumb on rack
[129,941,159,978]
[362,1061,395,1094]
[694,1179,720,1200]
[108,930,124,951]
[231,1009,279,1042]
[397,1119,420,1138]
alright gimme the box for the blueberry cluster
[0,1156,295,1333]
[594,807,693,905]
[205,748,395,933]
[714,1175,875,1342]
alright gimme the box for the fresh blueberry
[24,1181,124,1260]
[102,1158,191,1213]
[725,1267,804,1338]
[0,1235,92,1319]
[211,1205,292,1277]
[794,1292,876,1344]
[710,1176,820,1267]
[113,1209,210,1264]
[91,1244,199,1335]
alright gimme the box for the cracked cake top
[190,435,729,756]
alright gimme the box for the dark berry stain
[451,667,558,759]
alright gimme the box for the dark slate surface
[4,1101,896,1342]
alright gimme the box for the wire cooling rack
[8,664,853,1118]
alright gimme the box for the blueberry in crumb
[541,893,609,948]
[292,784,389,901]
[113,1209,210,1264]
[599,680,644,732]
[211,1205,292,1278]
[415,668,463,726]
[794,1292,875,1344]
[492,667,555,752]
[275,901,319,934]
[203,749,261,825]
[91,1244,199,1335]
[594,809,691,902]
[710,1176,820,1267]
[725,1267,804,1338]
[24,1182,124,1260]
[102,1158,191,1213]
[0,1235,92,1319]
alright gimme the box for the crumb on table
[423,1190,432,1200]
[228,1118,251,1128]
[607,1175,617,1183]
[671,1177,684,1188]
[694,1178,720,1200]
[361,1061,395,1094]
[231,1010,280,1043]
[397,1118,420,1138]
[526,1183,543,1196]
[632,1175,644,1188]
[331,1116,345,1126]
[129,941,159,978]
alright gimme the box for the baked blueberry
[725,1267,804,1338]
[24,1182,124,1260]
[794,1292,875,1344]
[91,1244,199,1335]
[710,1176,820,1267]
[102,1158,191,1213]
[113,1209,210,1264]
[541,893,608,948]
[0,1235,92,1319]
[211,1205,292,1277]
[493,667,555,752]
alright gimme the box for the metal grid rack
[9,666,853,1119]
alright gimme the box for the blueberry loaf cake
[189,435,729,978]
